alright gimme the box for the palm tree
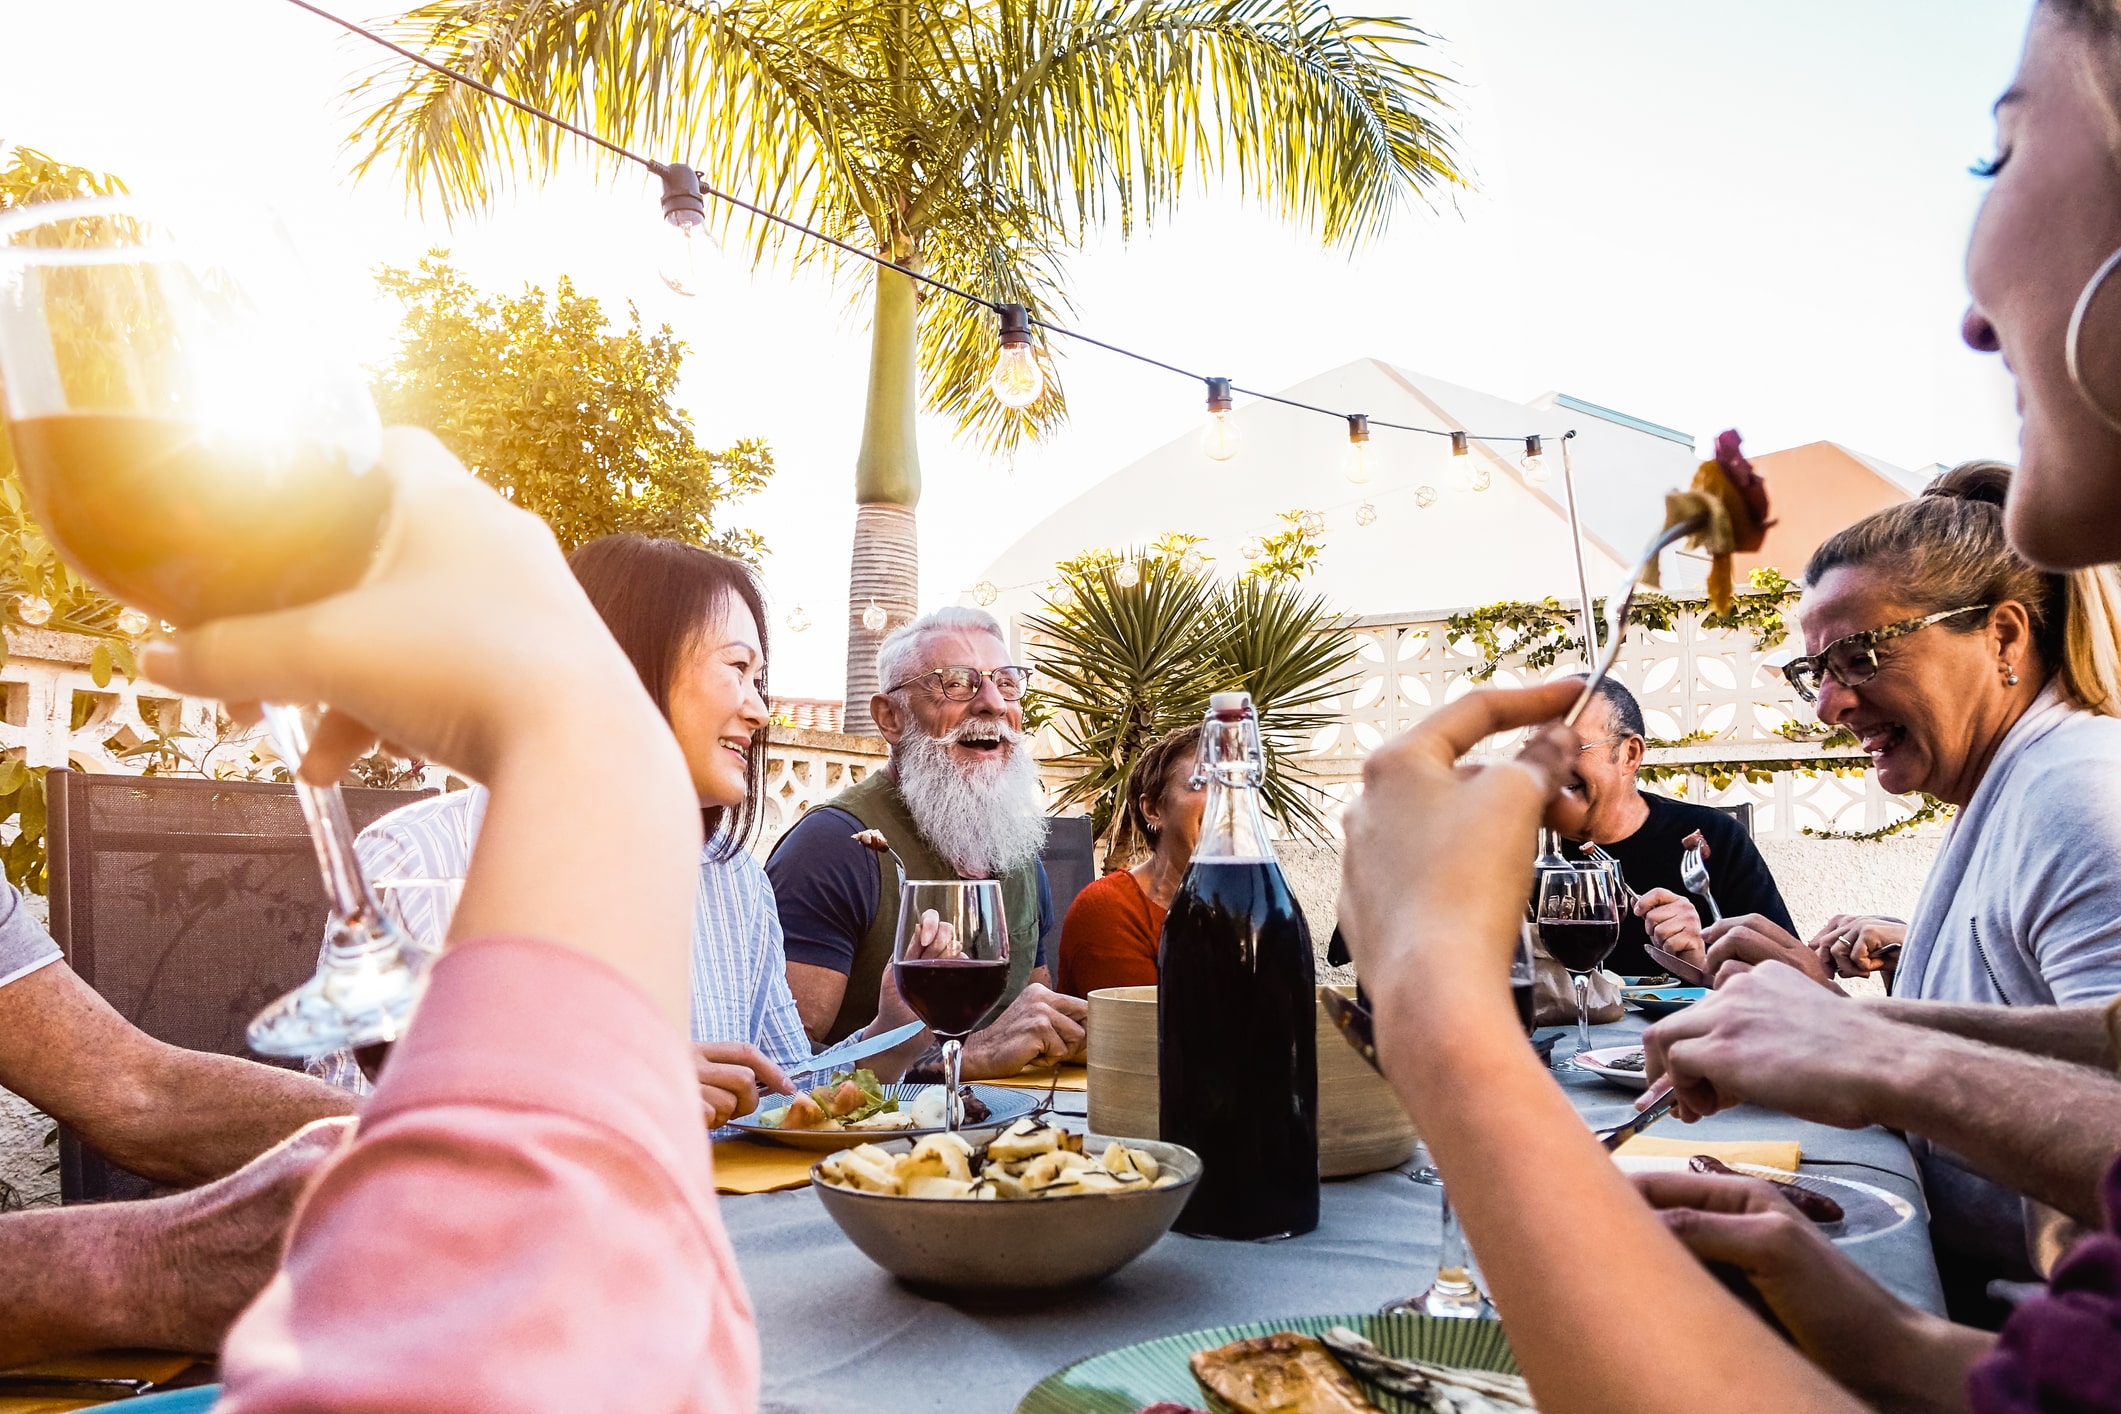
[348,0,1464,732]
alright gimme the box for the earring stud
[2005,668,2020,686]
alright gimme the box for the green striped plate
[1014,1312,1518,1413]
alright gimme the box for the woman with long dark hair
[326,534,849,1124]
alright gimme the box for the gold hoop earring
[2066,247,2121,434]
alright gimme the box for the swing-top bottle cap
[1208,691,1252,714]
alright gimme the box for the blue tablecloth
[719,1016,1943,1414]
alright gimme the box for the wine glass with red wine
[891,880,1010,1132]
[0,196,425,1058]
[1535,860,1621,1052]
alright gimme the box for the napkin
[981,1062,1089,1092]
[1614,1135,1802,1172]
[711,1139,820,1195]
[0,1354,198,1413]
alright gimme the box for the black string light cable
[280,0,1573,459]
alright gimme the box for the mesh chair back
[1040,816,1097,935]
[47,769,433,1202]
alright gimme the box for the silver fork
[1679,840,1722,923]
[1580,841,1639,911]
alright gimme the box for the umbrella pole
[1559,430,1598,665]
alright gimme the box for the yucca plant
[346,0,1463,729]
[1027,548,1356,858]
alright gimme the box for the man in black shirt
[1558,676,1795,977]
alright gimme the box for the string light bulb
[1179,548,1206,576]
[785,605,812,633]
[651,161,710,298]
[1200,377,1238,461]
[1112,560,1141,589]
[1450,430,1484,492]
[1356,502,1377,527]
[1521,435,1547,483]
[1299,510,1325,534]
[1470,464,1492,492]
[973,581,998,607]
[988,303,1044,409]
[1450,430,1469,457]
[1415,485,1439,508]
[861,599,889,633]
[1240,538,1264,563]
[115,607,152,635]
[14,595,50,627]
[1343,414,1374,485]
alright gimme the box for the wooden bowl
[1086,983,1417,1178]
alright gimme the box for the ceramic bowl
[810,1133,1201,1293]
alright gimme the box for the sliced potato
[905,1175,975,1200]
[909,1134,974,1182]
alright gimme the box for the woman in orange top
[1057,727,1206,997]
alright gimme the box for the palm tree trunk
[843,262,923,737]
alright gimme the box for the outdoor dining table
[718,1013,1946,1414]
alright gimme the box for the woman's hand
[1808,914,1906,980]
[695,1043,792,1127]
[1702,914,1840,990]
[1338,681,1581,1045]
[1634,1171,1993,1409]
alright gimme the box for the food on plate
[1687,1155,1846,1224]
[1189,1333,1384,1414]
[814,1118,1182,1200]
[1136,1405,1206,1414]
[1321,1326,1536,1412]
[1600,1049,1648,1073]
[901,1086,993,1130]
[758,1069,913,1132]
[1646,428,1775,613]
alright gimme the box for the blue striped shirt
[312,786,813,1092]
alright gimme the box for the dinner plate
[1623,986,1707,1018]
[1015,1312,1517,1414]
[1572,1044,1652,1091]
[1615,1158,1917,1242]
[727,1082,1038,1151]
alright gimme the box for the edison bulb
[1343,439,1374,485]
[989,343,1044,409]
[785,605,811,633]
[1415,485,1439,508]
[1521,451,1548,483]
[1299,510,1325,534]
[1112,560,1141,589]
[14,595,51,627]
[973,580,999,607]
[1240,538,1264,562]
[1355,502,1377,527]
[116,606,152,635]
[1470,465,1492,493]
[861,599,889,633]
[658,213,709,297]
[1201,408,1239,461]
[1178,548,1206,576]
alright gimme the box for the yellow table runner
[1614,1135,1802,1172]
[0,1354,198,1413]
[980,1062,1088,1093]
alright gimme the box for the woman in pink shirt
[145,429,758,1413]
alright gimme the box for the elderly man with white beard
[767,607,1087,1079]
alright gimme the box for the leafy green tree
[371,252,773,557]
[348,0,1464,729]
[1027,539,1356,857]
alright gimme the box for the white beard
[893,717,1049,879]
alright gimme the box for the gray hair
[876,606,1009,695]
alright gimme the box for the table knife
[782,1021,925,1083]
[1320,987,1380,1075]
[1644,944,1710,989]
[1597,1077,1677,1150]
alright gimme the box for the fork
[1679,840,1722,924]
[1579,841,1638,905]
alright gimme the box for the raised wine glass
[0,196,424,1057]
[1536,859,1622,1053]
[891,879,1010,1132]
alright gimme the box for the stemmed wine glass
[1535,857,1623,1053]
[891,880,1010,1132]
[0,196,425,1057]
[1381,924,1536,1321]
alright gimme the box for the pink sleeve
[214,936,758,1414]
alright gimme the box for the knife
[782,1021,926,1082]
[1320,987,1380,1074]
[1644,943,1710,989]
[1597,1077,1677,1150]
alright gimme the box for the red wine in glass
[1537,919,1621,974]
[892,957,1009,1038]
[1512,979,1537,1035]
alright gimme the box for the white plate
[1614,1157,1916,1242]
[727,1082,1038,1151]
[1572,1044,1651,1091]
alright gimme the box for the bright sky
[0,0,2037,699]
